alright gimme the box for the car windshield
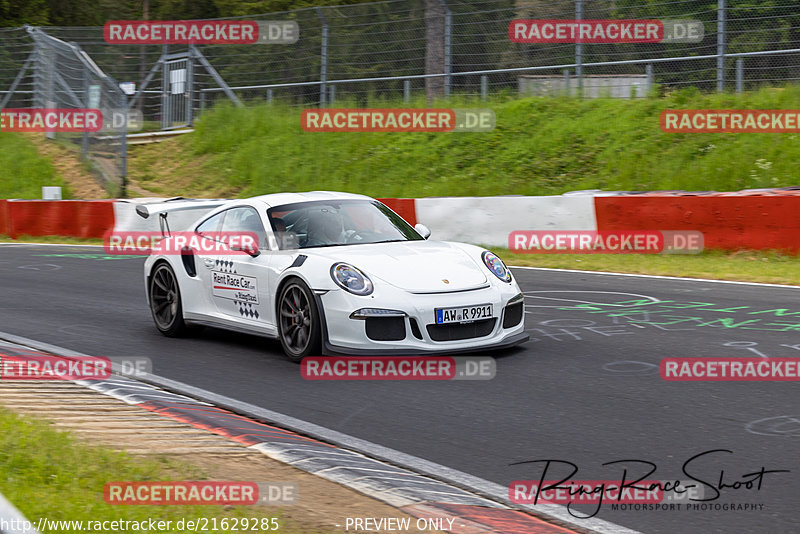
[267,199,422,250]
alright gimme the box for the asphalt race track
[1,244,798,534]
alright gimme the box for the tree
[425,0,445,102]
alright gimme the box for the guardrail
[95,129,195,146]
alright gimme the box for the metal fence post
[120,91,128,198]
[186,52,194,126]
[645,63,654,95]
[480,75,488,101]
[317,7,328,108]
[0,51,35,109]
[329,85,335,105]
[575,0,583,95]
[717,0,726,91]
[81,63,89,158]
[404,79,411,103]
[563,69,571,96]
[200,89,206,112]
[735,59,743,92]
[440,0,452,97]
[267,88,273,104]
[161,45,168,129]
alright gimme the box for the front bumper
[323,331,530,356]
[317,279,529,355]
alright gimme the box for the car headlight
[330,263,374,295]
[482,251,512,283]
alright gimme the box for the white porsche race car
[140,192,529,361]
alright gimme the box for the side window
[221,206,268,249]
[196,212,224,237]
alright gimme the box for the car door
[182,210,226,317]
[211,206,274,332]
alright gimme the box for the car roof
[248,191,373,209]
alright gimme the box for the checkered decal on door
[235,300,260,319]
[215,259,237,273]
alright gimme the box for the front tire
[278,279,321,362]
[148,262,187,337]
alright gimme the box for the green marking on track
[563,299,800,332]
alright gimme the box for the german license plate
[435,304,493,324]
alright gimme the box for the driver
[305,208,344,246]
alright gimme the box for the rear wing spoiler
[134,197,228,236]
[135,198,228,219]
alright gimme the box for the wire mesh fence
[1,27,132,194]
[27,0,800,112]
[3,0,800,195]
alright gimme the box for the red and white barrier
[413,195,596,246]
[594,195,800,252]
[2,190,799,252]
[0,200,114,239]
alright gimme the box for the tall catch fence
[2,0,800,194]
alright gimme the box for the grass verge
[127,86,800,199]
[494,248,800,286]
[0,408,311,533]
[0,133,70,199]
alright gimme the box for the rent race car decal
[212,272,259,304]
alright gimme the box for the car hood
[310,240,488,293]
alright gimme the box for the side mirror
[230,241,260,257]
[415,223,431,240]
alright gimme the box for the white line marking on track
[511,265,800,289]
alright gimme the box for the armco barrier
[595,195,800,253]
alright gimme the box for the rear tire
[278,279,321,362]
[148,262,187,337]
